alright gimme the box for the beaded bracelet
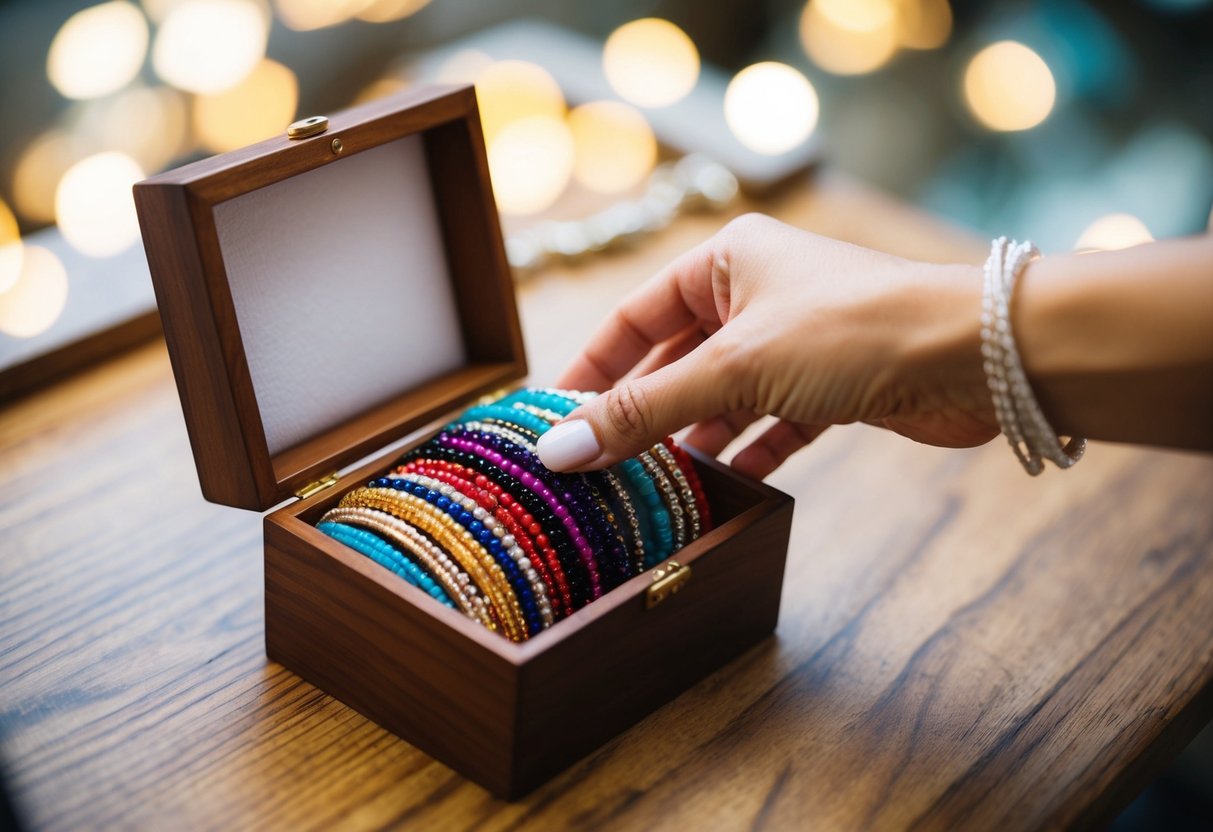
[373,478,549,636]
[639,451,688,549]
[455,404,551,439]
[652,441,702,540]
[502,389,674,566]
[663,438,713,533]
[435,431,605,599]
[402,444,594,608]
[320,507,493,627]
[386,472,555,629]
[399,461,575,619]
[452,427,632,589]
[617,456,675,567]
[341,487,529,641]
[506,401,648,568]
[317,522,457,608]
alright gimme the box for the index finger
[557,238,724,391]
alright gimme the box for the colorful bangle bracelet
[617,456,675,567]
[340,486,528,641]
[456,421,635,586]
[454,405,551,439]
[372,478,548,636]
[320,507,492,627]
[453,427,631,589]
[398,461,574,620]
[339,488,520,639]
[652,442,702,540]
[495,392,658,572]
[600,468,647,571]
[434,432,604,599]
[509,401,565,425]
[401,445,593,609]
[317,522,457,608]
[639,451,688,549]
[664,438,713,533]
[386,472,555,629]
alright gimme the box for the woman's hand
[536,213,995,478]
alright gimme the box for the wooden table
[3,174,1211,830]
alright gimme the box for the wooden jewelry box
[134,85,794,798]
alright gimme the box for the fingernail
[536,420,602,471]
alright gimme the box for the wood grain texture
[3,174,1212,830]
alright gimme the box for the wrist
[882,261,997,445]
[893,262,986,393]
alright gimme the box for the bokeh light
[897,0,953,50]
[724,62,819,155]
[488,116,575,216]
[152,0,267,93]
[73,85,191,173]
[0,200,24,295]
[274,0,368,31]
[0,246,69,339]
[194,58,299,152]
[54,152,145,258]
[1075,213,1154,251]
[353,76,409,104]
[475,60,566,146]
[435,49,494,85]
[11,131,90,225]
[568,101,657,194]
[139,0,181,21]
[800,0,899,76]
[48,1,150,101]
[603,18,700,109]
[356,0,431,23]
[963,41,1056,132]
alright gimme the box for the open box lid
[135,85,527,511]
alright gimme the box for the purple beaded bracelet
[437,432,604,599]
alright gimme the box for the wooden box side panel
[512,496,794,796]
[263,516,519,793]
[133,183,262,508]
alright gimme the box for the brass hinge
[645,560,692,609]
[295,472,339,500]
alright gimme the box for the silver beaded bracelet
[981,237,1087,475]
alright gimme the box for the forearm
[1014,236,1213,451]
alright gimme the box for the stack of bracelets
[316,388,714,642]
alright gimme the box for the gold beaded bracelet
[320,506,494,629]
[340,487,528,641]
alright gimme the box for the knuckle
[721,212,770,240]
[708,333,751,380]
[603,384,652,442]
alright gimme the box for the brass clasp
[645,560,692,609]
[295,472,339,499]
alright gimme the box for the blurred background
[1,0,1212,361]
[0,0,1211,825]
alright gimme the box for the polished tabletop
[2,173,1211,830]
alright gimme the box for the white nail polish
[536,420,602,471]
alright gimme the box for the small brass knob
[287,116,328,140]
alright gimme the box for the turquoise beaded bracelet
[318,521,457,608]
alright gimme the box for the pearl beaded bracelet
[981,237,1087,475]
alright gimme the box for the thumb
[536,348,731,471]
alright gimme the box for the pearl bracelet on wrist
[981,237,1087,475]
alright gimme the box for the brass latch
[295,472,339,500]
[287,115,329,139]
[645,560,692,609]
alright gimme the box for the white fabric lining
[213,134,467,455]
